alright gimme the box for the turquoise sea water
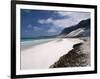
[21,38,54,50]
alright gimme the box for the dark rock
[73,43,83,48]
[50,42,90,68]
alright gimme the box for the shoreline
[21,38,83,70]
[21,39,54,51]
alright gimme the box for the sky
[21,9,90,38]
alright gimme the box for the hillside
[60,18,90,37]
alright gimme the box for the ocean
[21,38,54,50]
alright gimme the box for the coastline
[21,38,54,50]
[21,38,83,70]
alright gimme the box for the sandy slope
[21,38,83,69]
[50,37,90,68]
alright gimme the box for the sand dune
[21,38,83,70]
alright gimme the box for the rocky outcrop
[50,38,90,68]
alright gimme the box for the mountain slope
[60,18,90,37]
[65,28,85,37]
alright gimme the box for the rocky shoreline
[50,37,90,68]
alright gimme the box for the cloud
[47,28,57,33]
[38,11,90,28]
[56,11,90,22]
[55,11,73,16]
[33,26,43,31]
[27,24,43,31]
[53,11,90,27]
[24,9,32,13]
[38,18,53,24]
[53,19,77,28]
[27,24,33,28]
[25,30,28,33]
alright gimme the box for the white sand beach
[21,38,83,70]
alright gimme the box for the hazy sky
[21,9,90,38]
